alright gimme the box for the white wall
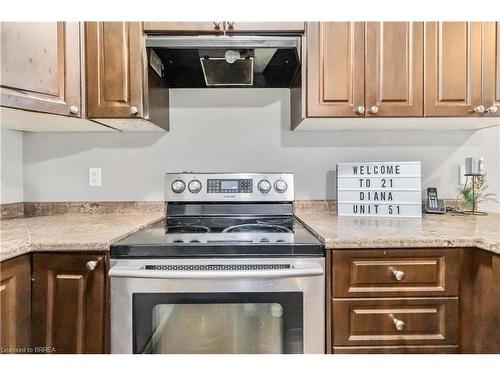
[0,128,24,203]
[22,89,500,212]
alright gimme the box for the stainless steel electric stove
[109,173,325,354]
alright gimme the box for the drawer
[332,249,461,297]
[332,297,458,346]
[332,345,459,354]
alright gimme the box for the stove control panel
[207,179,252,194]
[165,173,294,202]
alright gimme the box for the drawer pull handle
[86,260,98,271]
[393,318,405,331]
[392,269,405,281]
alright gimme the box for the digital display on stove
[221,180,239,190]
[207,179,253,193]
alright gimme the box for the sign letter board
[337,161,422,218]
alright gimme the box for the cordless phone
[424,187,446,214]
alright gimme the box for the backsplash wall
[1,128,24,204]
[22,89,500,212]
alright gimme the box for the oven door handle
[108,265,324,279]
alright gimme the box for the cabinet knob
[69,106,79,115]
[393,318,405,331]
[474,105,485,113]
[355,106,365,114]
[369,105,379,114]
[86,260,98,271]
[487,105,498,114]
[392,269,406,281]
[213,21,221,30]
[130,106,138,115]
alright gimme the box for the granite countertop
[2,202,499,262]
[0,212,165,262]
[295,210,500,255]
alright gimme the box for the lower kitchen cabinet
[460,248,500,353]
[329,248,462,354]
[31,253,108,354]
[332,345,459,354]
[332,297,459,347]
[331,248,461,297]
[0,255,31,353]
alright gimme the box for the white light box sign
[337,161,422,218]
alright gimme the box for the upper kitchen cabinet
[85,22,169,131]
[143,21,225,33]
[143,22,305,34]
[224,22,305,33]
[424,21,500,117]
[424,22,482,116]
[306,22,365,117]
[305,22,423,118]
[295,21,500,129]
[481,22,500,117]
[365,22,423,117]
[1,22,83,117]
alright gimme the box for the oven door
[110,257,325,354]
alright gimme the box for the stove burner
[222,224,293,234]
[210,218,248,227]
[257,217,293,226]
[165,225,209,234]
[166,218,201,226]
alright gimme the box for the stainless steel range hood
[146,35,301,88]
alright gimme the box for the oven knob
[257,179,272,193]
[274,179,288,193]
[171,179,186,193]
[188,179,202,193]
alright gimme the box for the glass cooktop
[110,216,324,258]
[165,216,294,233]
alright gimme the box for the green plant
[457,174,498,210]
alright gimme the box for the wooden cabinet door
[460,249,500,353]
[86,22,144,119]
[424,22,482,116]
[143,22,303,33]
[482,22,500,117]
[0,22,82,117]
[225,22,305,33]
[307,22,365,117]
[0,255,31,353]
[143,22,224,33]
[32,253,107,354]
[365,22,423,117]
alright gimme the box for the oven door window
[133,292,303,354]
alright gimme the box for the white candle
[478,157,484,174]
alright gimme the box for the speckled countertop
[0,212,165,262]
[2,203,499,262]
[295,210,500,255]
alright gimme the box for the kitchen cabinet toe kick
[332,345,459,354]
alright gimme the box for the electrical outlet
[89,168,102,187]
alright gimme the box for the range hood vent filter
[201,57,254,86]
[146,35,301,88]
